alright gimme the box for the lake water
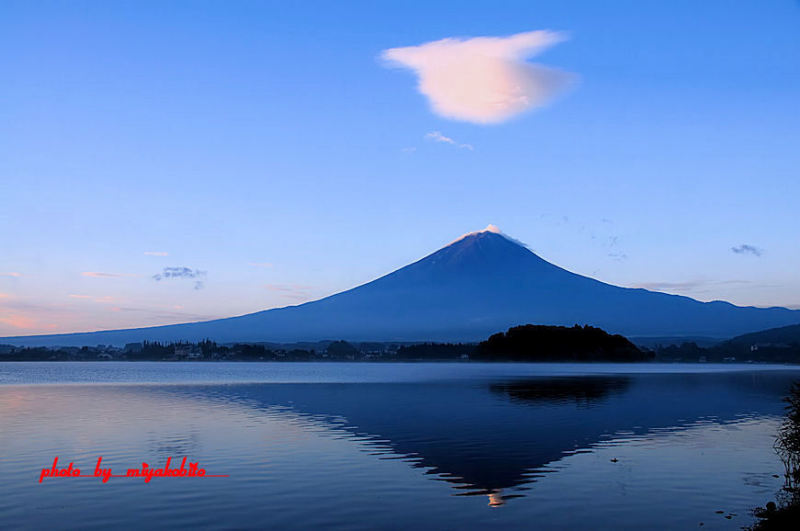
[1,362,798,529]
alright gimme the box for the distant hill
[708,323,800,363]
[474,324,652,362]
[2,226,799,346]
[725,323,800,347]
[652,324,800,363]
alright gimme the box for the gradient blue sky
[2,0,799,335]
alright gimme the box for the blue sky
[1,0,799,335]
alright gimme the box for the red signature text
[39,456,228,483]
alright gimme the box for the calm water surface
[1,362,798,529]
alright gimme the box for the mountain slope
[3,228,799,346]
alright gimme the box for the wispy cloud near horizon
[144,251,169,257]
[632,279,754,294]
[82,272,139,278]
[0,294,220,335]
[382,30,574,124]
[69,294,117,303]
[731,244,762,257]
[153,267,207,290]
[0,314,37,330]
[265,283,314,301]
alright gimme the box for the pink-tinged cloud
[0,295,221,335]
[382,30,574,124]
[69,294,116,303]
[0,313,37,330]
[81,271,138,278]
[0,272,22,277]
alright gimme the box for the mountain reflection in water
[162,371,793,507]
[3,364,800,529]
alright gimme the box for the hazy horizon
[3,229,798,346]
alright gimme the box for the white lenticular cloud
[382,30,574,124]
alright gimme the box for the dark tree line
[396,343,474,360]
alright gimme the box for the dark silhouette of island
[474,324,652,362]
[2,227,799,347]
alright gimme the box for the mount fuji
[3,226,799,346]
